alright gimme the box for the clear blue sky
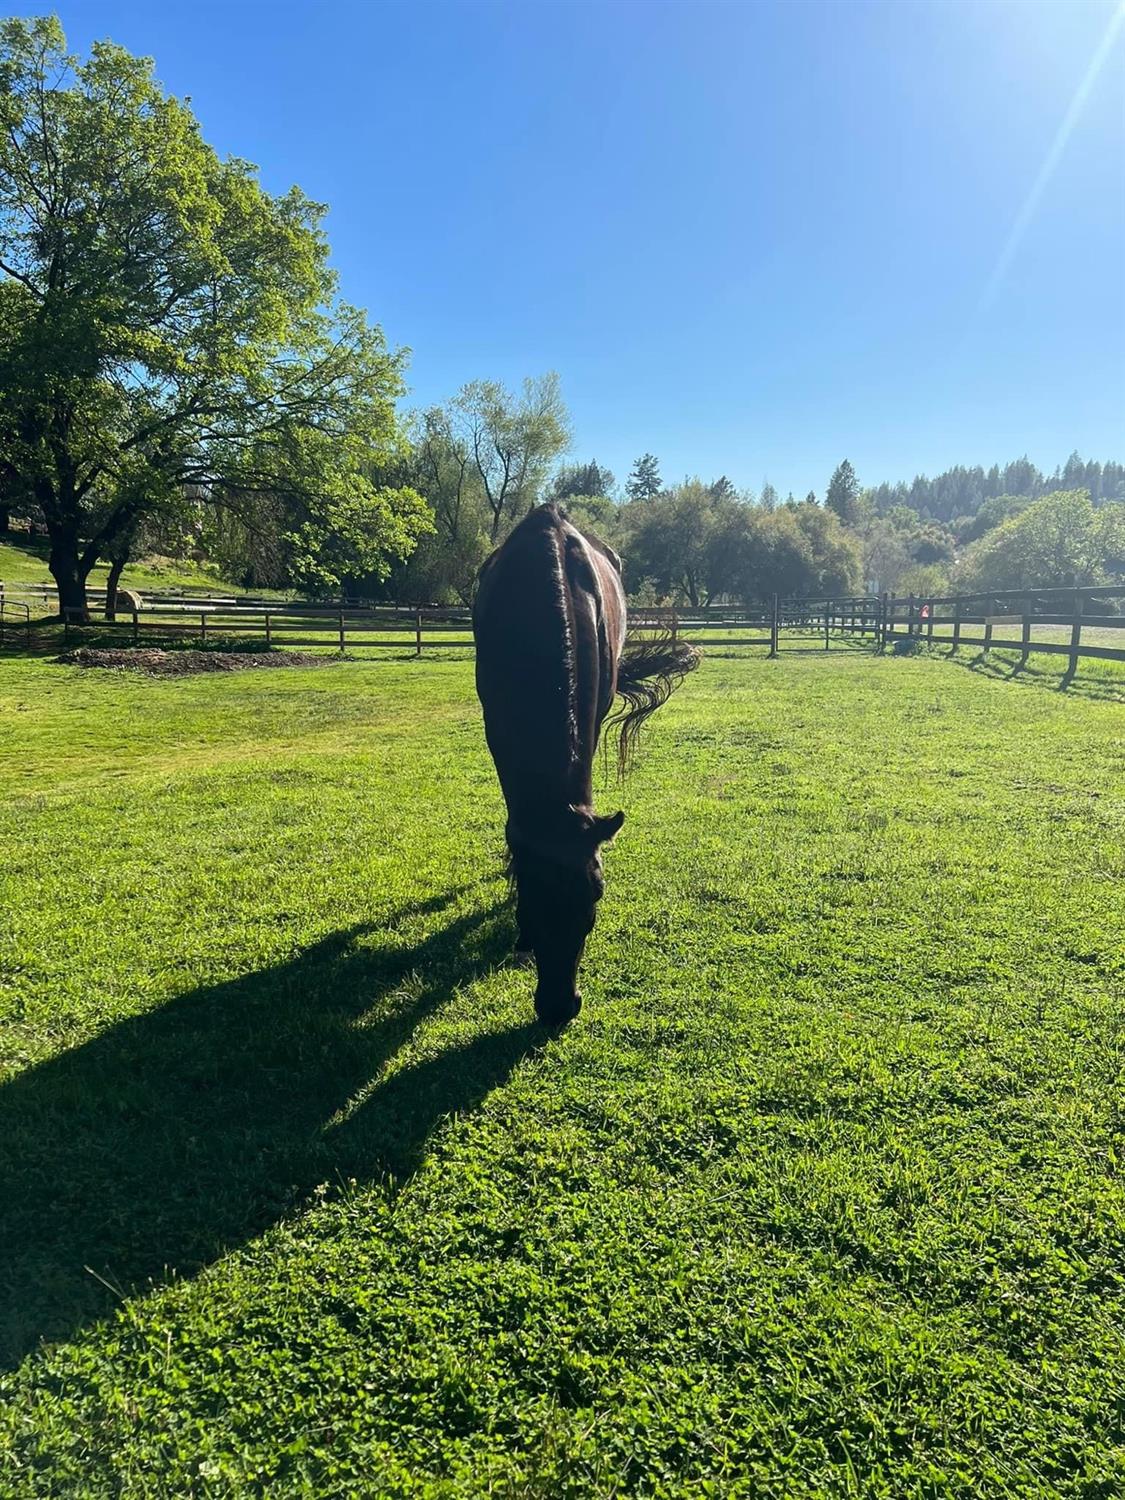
[47,0,1125,498]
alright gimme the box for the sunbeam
[980,0,1125,311]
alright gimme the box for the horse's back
[473,505,625,812]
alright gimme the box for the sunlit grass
[0,653,1122,1495]
[0,536,292,603]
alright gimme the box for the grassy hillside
[0,654,1121,1496]
[0,535,286,600]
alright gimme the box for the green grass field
[1,652,1122,1496]
[0,535,289,604]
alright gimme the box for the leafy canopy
[622,483,861,606]
[956,490,1124,593]
[0,16,428,598]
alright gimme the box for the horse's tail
[605,631,700,776]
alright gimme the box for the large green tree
[621,480,725,607]
[0,17,428,616]
[620,485,860,607]
[454,374,569,542]
[548,459,615,503]
[956,490,1124,593]
[376,375,570,604]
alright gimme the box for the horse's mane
[604,630,700,777]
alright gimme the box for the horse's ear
[594,810,625,845]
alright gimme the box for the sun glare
[980,0,1125,309]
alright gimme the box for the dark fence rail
[861,585,1125,680]
[0,596,31,647]
[56,603,476,653]
[5,581,1122,679]
[39,598,781,654]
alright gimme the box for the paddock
[0,652,1121,1495]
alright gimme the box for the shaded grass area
[947,644,1125,702]
[0,654,1123,1496]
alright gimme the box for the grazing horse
[473,503,697,1024]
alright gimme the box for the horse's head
[508,807,625,1025]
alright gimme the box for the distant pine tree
[626,453,662,500]
[825,461,859,526]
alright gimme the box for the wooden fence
[3,581,1122,677]
[849,585,1125,679]
[0,596,31,647]
[57,601,476,652]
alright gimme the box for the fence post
[824,599,831,651]
[670,609,678,644]
[416,610,423,657]
[907,593,917,638]
[883,594,895,652]
[769,594,779,658]
[133,606,139,645]
[339,610,346,652]
[1063,589,1083,685]
[982,600,993,656]
[951,598,962,653]
[926,601,934,646]
[1019,612,1031,669]
[201,609,207,642]
[265,611,271,648]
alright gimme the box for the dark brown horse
[473,503,697,1024]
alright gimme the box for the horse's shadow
[0,891,541,1369]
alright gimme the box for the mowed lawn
[0,652,1122,1497]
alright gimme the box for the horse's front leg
[513,884,535,966]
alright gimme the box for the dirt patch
[56,648,342,677]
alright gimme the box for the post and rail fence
[1,580,1122,677]
[872,584,1125,681]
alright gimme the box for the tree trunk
[104,555,127,621]
[48,534,91,623]
[0,506,9,536]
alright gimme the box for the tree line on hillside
[372,440,1123,608]
[863,455,1125,525]
[1,19,1122,620]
